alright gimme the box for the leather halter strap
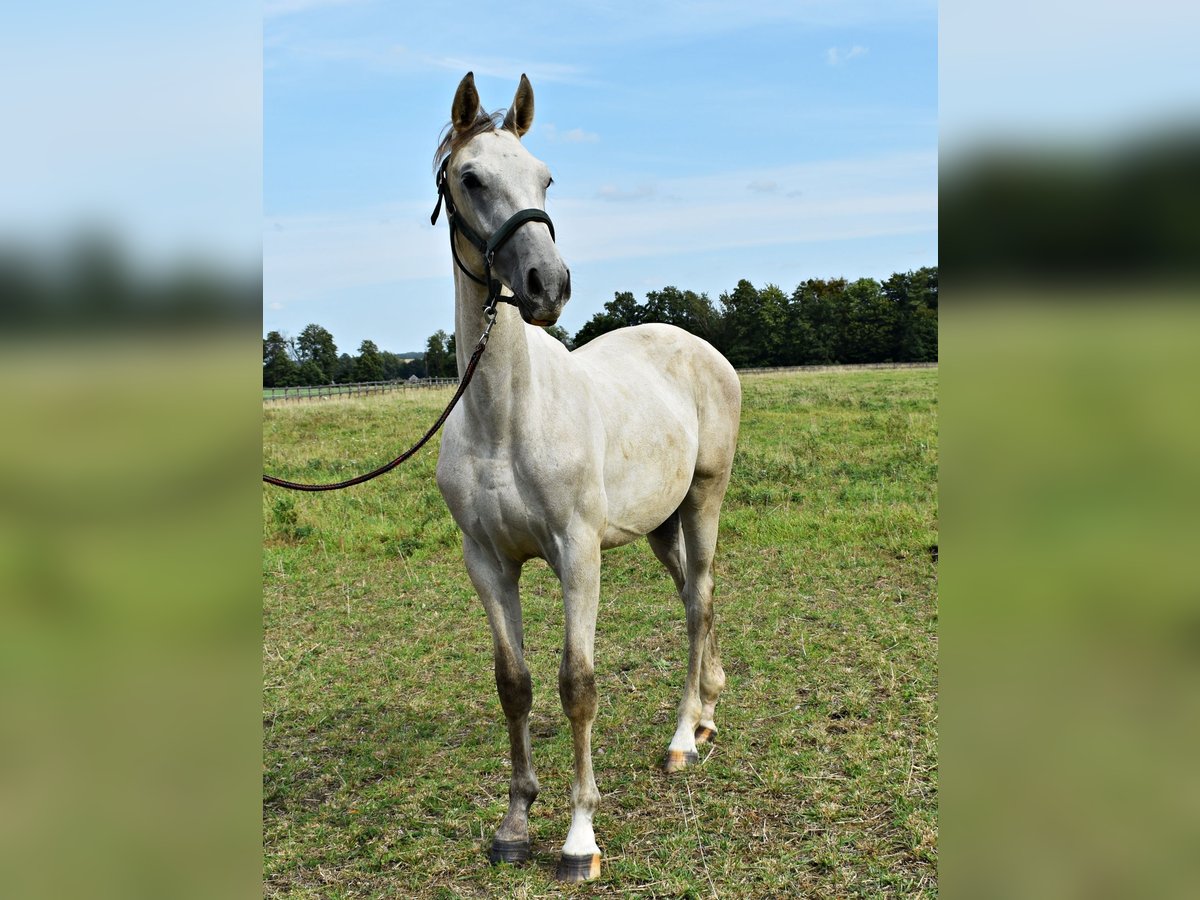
[431,156,555,305]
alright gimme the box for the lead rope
[262,302,497,492]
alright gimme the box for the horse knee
[558,653,596,722]
[494,652,532,720]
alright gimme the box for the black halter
[431,156,556,313]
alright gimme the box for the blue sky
[264,0,937,353]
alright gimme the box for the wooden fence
[263,378,458,403]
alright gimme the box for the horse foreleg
[462,536,538,865]
[552,538,603,882]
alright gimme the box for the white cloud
[827,45,869,65]
[540,124,600,143]
[264,0,367,20]
[747,179,780,193]
[596,184,656,202]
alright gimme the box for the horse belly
[599,424,697,548]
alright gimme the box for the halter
[430,155,556,315]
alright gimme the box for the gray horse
[433,72,741,882]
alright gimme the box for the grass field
[263,368,938,898]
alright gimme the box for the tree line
[263,266,936,386]
[572,267,937,366]
[262,327,460,388]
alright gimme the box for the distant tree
[793,278,848,364]
[573,290,640,347]
[719,279,783,368]
[380,350,405,381]
[295,324,338,382]
[333,352,355,383]
[263,330,299,387]
[296,359,326,386]
[354,339,384,381]
[544,324,572,349]
[642,286,721,344]
[842,278,896,363]
[758,284,790,366]
[425,329,453,377]
[778,288,818,365]
[883,266,938,362]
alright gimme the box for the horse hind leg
[695,621,725,745]
[649,510,726,750]
[663,477,729,773]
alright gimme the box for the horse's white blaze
[433,73,740,878]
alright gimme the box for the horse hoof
[555,852,601,882]
[488,838,531,866]
[663,749,699,773]
[694,724,717,745]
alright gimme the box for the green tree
[263,330,299,387]
[333,352,355,383]
[642,286,721,343]
[779,288,818,366]
[719,279,784,368]
[544,324,572,349]
[296,359,326,386]
[842,278,896,363]
[573,290,640,347]
[295,323,338,383]
[793,278,848,364]
[353,339,384,382]
[425,330,453,377]
[883,266,938,362]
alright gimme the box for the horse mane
[433,109,507,171]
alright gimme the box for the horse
[432,72,741,882]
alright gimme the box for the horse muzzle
[518,263,571,327]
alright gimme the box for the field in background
[263,368,938,898]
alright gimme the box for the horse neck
[453,270,532,434]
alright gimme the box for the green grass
[263,368,938,898]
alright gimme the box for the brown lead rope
[262,306,496,492]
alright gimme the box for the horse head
[439,72,571,327]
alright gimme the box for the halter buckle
[479,302,498,347]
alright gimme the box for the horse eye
[546,177,554,189]
[461,172,482,190]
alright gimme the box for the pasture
[263,367,938,898]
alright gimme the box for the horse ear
[451,72,480,133]
[503,74,534,138]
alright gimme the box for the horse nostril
[527,267,543,298]
[563,268,572,300]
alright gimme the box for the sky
[263,0,938,353]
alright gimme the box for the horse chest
[439,441,593,555]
